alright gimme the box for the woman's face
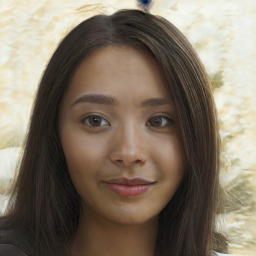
[58,46,185,226]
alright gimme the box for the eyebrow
[70,94,172,109]
[70,94,118,109]
[140,97,172,107]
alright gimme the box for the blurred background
[0,0,255,255]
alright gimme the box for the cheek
[153,134,185,172]
[152,135,185,197]
[60,128,111,188]
[61,141,101,201]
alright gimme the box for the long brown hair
[1,9,222,256]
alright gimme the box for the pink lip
[103,177,155,196]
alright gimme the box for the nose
[110,125,147,167]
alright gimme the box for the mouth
[102,177,156,196]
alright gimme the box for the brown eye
[82,115,109,127]
[147,116,173,128]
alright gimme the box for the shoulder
[0,218,34,256]
[0,243,28,256]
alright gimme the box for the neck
[70,208,158,256]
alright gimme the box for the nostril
[110,153,147,166]
[114,158,142,166]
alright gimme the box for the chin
[107,212,158,227]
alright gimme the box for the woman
[0,9,227,256]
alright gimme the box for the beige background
[0,0,255,255]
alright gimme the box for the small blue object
[141,0,150,5]
[136,0,153,12]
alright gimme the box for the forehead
[64,46,171,104]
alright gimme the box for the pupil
[89,116,101,126]
[151,117,162,127]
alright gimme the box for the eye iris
[89,116,102,126]
[150,117,162,127]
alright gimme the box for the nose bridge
[121,121,138,151]
[110,120,147,166]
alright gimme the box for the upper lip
[104,177,156,186]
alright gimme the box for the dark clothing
[0,243,28,256]
[0,220,33,256]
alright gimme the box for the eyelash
[81,114,174,128]
[81,114,110,127]
[146,115,174,128]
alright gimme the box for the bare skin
[70,208,158,256]
[59,46,185,256]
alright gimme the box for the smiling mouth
[103,177,156,196]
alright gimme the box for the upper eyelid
[149,114,174,120]
[81,113,109,120]
[80,113,173,119]
[148,115,174,121]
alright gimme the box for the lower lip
[104,183,153,196]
